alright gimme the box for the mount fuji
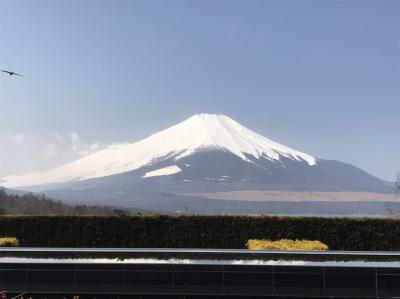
[1,114,395,214]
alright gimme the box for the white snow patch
[1,114,316,188]
[142,165,182,178]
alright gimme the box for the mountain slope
[1,114,316,188]
[0,188,133,215]
[0,113,394,215]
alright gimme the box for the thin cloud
[49,133,64,143]
[70,132,81,153]
[69,132,103,157]
[11,133,25,144]
[44,143,58,157]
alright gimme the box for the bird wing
[0,70,11,74]
[13,72,24,77]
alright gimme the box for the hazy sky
[0,0,399,181]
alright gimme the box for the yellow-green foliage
[246,239,329,251]
[0,237,19,247]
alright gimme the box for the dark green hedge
[0,215,399,250]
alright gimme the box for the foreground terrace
[1,248,400,298]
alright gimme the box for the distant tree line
[0,189,134,216]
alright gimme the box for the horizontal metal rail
[1,247,400,256]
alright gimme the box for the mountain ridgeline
[0,114,395,215]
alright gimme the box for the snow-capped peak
[167,114,316,165]
[0,114,316,188]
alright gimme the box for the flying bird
[1,70,24,77]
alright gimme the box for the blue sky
[0,0,399,181]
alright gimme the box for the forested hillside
[0,189,130,215]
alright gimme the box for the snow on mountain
[0,114,316,188]
[142,165,182,178]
